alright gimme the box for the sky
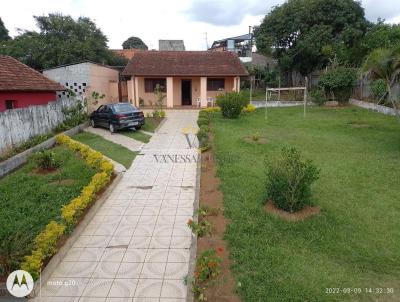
[1,0,400,50]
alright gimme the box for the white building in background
[43,62,122,112]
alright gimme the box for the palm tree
[362,47,400,118]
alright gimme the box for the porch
[127,76,241,108]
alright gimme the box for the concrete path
[33,110,199,302]
[86,127,144,152]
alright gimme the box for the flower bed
[21,134,114,279]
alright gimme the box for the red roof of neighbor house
[0,56,65,91]
[122,51,248,77]
[111,49,144,60]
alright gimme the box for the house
[43,62,121,112]
[122,51,248,108]
[0,56,65,112]
[159,40,185,51]
[209,34,253,62]
[209,34,277,68]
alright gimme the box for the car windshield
[112,103,136,113]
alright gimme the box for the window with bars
[207,78,225,91]
[144,78,167,93]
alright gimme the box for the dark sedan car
[90,103,145,133]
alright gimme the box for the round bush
[319,67,357,104]
[265,147,320,213]
[216,92,248,119]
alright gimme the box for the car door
[91,105,103,124]
[103,105,114,126]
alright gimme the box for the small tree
[152,84,166,118]
[318,66,357,104]
[362,48,400,118]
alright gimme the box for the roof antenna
[204,32,209,50]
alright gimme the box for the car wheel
[134,125,142,130]
[109,123,116,133]
[91,119,97,128]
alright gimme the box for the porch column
[166,77,174,108]
[234,76,240,92]
[200,76,207,107]
[127,78,134,104]
[134,77,139,107]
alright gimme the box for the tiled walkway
[33,110,199,302]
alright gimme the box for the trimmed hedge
[21,134,114,279]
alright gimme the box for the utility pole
[249,26,253,104]
[204,32,209,50]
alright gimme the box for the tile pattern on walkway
[33,110,199,302]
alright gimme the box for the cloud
[186,0,280,26]
[361,0,400,21]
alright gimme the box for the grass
[142,117,164,133]
[211,106,400,302]
[120,129,152,143]
[73,132,137,168]
[0,146,95,276]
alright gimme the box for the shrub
[216,92,249,119]
[371,79,387,102]
[197,117,209,127]
[265,147,320,213]
[197,128,209,147]
[203,107,221,113]
[242,104,256,113]
[187,219,212,237]
[33,150,60,170]
[21,221,65,280]
[319,67,357,104]
[191,248,223,301]
[200,125,210,133]
[309,89,326,106]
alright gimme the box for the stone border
[186,150,201,302]
[30,172,123,298]
[350,99,400,116]
[0,122,89,179]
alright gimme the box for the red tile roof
[0,56,65,91]
[122,51,248,77]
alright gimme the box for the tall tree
[122,36,148,50]
[254,0,368,75]
[0,17,10,41]
[360,21,400,56]
[2,13,122,70]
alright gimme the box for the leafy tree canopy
[122,36,148,50]
[254,0,368,75]
[1,13,123,70]
[360,21,400,55]
[0,17,10,41]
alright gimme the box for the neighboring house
[43,62,120,112]
[209,34,252,62]
[122,51,248,108]
[0,56,65,112]
[209,34,277,68]
[159,40,185,51]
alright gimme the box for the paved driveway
[33,110,199,302]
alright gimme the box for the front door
[181,80,192,105]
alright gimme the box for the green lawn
[119,129,152,143]
[142,117,163,133]
[0,146,95,276]
[211,107,400,302]
[73,132,137,168]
